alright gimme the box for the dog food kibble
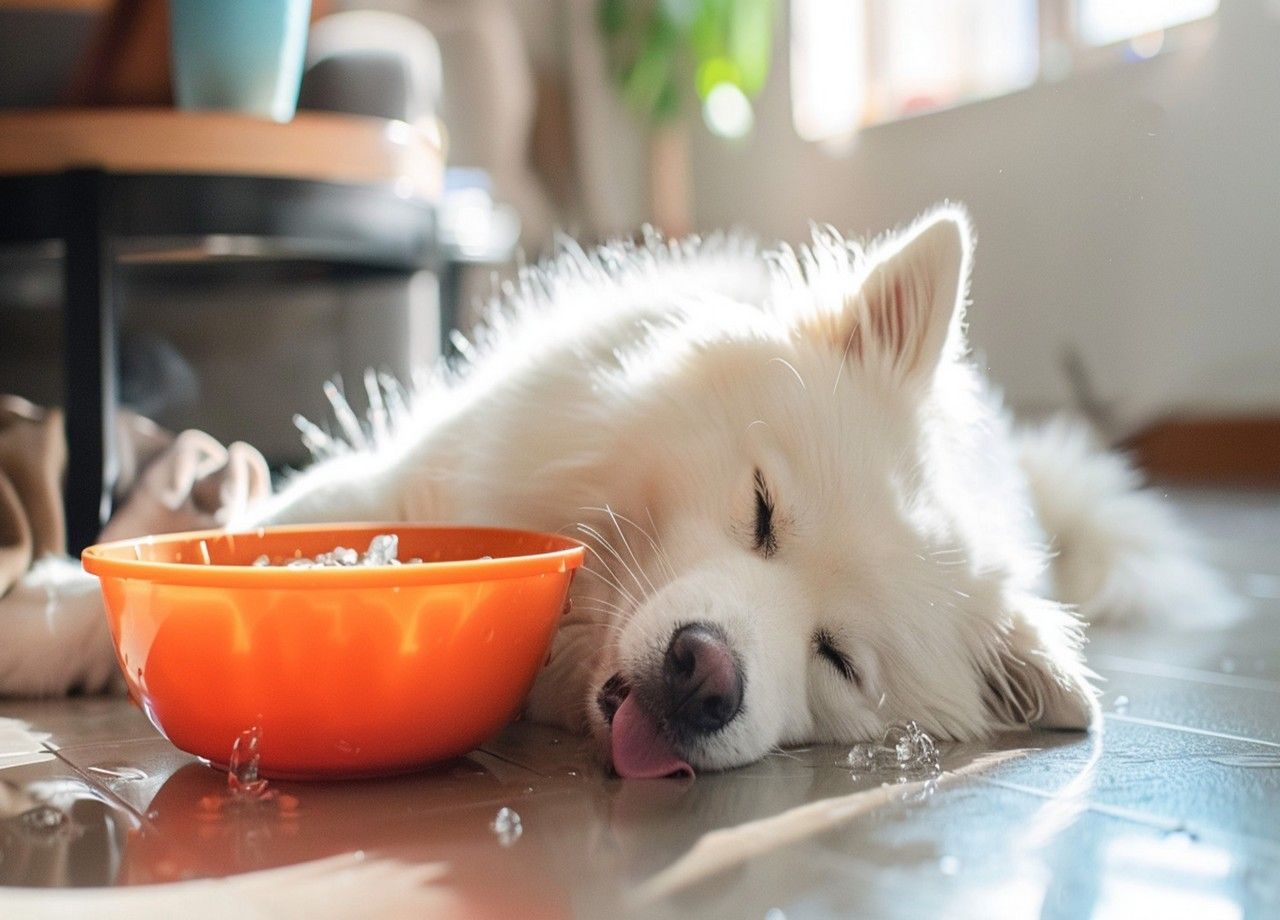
[249,534,498,568]
[251,535,400,568]
[845,721,941,777]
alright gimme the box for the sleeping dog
[237,206,1235,776]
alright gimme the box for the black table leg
[439,260,463,358]
[61,169,118,555]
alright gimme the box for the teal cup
[170,0,312,123]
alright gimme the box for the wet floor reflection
[113,757,571,916]
[0,694,1276,919]
[0,777,136,887]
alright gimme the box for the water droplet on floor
[1112,695,1130,713]
[490,806,523,847]
[228,726,269,799]
[1221,657,1237,674]
[844,721,941,778]
[939,854,961,875]
[846,746,875,771]
[19,805,67,832]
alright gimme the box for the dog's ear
[980,595,1100,731]
[804,206,971,380]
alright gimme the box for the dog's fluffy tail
[1017,418,1243,628]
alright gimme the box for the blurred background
[0,0,1276,533]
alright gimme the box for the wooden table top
[0,108,445,200]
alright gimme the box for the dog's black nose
[663,623,743,736]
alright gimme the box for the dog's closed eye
[753,469,778,558]
[814,629,860,686]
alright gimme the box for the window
[791,0,1221,144]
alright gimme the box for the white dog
[3,207,1234,776]
[236,205,1234,777]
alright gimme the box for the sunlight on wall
[1078,0,1219,47]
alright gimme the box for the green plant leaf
[598,0,774,127]
[728,0,773,96]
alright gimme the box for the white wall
[682,0,1280,428]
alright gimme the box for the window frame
[789,0,1221,144]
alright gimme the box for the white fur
[1017,418,1244,629]
[0,209,1237,772]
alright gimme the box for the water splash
[845,721,942,777]
[490,807,523,847]
[228,727,269,799]
[198,727,300,820]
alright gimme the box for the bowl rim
[82,522,585,588]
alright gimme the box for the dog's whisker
[576,532,627,583]
[573,604,628,620]
[576,521,650,606]
[583,504,675,586]
[603,504,659,599]
[769,356,808,393]
[644,506,679,583]
[575,526,644,604]
[574,607,631,629]
[610,505,674,582]
[579,559,641,610]
[582,568,640,614]
[571,595,631,617]
[767,746,804,762]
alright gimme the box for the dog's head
[583,207,1098,776]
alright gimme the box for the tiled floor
[1,489,1277,919]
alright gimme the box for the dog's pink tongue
[610,695,693,779]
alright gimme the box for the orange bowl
[82,524,584,779]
